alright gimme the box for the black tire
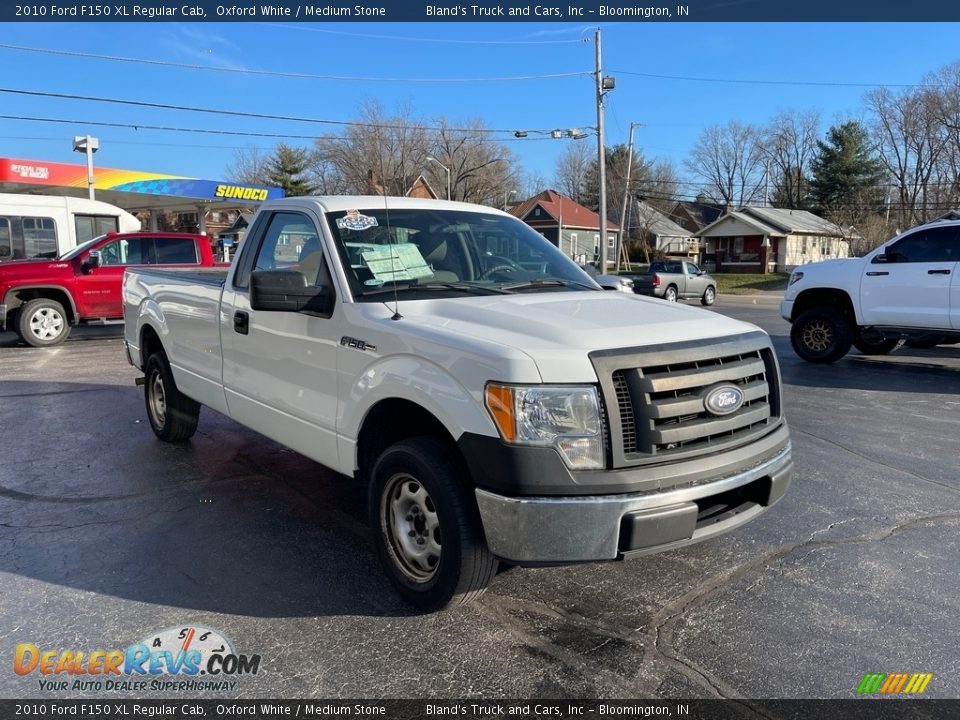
[663,285,678,302]
[700,285,716,306]
[369,437,498,612]
[18,298,72,347]
[852,329,904,355]
[144,352,200,442]
[790,307,853,363]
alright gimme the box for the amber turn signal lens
[485,384,516,442]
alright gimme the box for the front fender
[337,354,527,474]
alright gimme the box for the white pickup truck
[782,218,960,362]
[123,196,793,611]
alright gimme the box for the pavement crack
[796,428,960,495]
[642,512,960,699]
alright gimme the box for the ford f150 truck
[782,218,960,362]
[631,260,717,305]
[0,231,221,347]
[123,196,793,611]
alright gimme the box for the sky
[2,20,960,201]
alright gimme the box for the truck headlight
[788,271,804,286]
[485,384,604,470]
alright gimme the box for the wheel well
[7,288,76,324]
[791,288,855,322]
[139,325,165,367]
[356,399,464,484]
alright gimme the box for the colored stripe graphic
[858,672,932,695]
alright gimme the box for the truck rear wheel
[144,352,200,442]
[663,285,678,302]
[18,298,72,347]
[790,307,852,363]
[369,437,498,612]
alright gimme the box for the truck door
[74,235,148,317]
[219,210,340,465]
[683,261,705,297]
[860,225,959,329]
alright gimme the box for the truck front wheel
[790,307,853,363]
[18,298,72,347]
[144,352,200,442]
[369,437,498,612]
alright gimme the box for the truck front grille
[591,332,783,468]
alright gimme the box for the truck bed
[132,267,229,286]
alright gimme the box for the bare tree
[684,121,766,208]
[867,85,948,227]
[313,100,431,196]
[553,142,593,205]
[762,109,820,208]
[225,145,271,185]
[430,117,519,205]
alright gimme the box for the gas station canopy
[0,156,284,212]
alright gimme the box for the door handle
[928,269,951,275]
[865,271,889,276]
[233,311,249,335]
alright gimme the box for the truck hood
[397,291,763,382]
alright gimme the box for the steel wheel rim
[148,371,167,428]
[801,318,834,352]
[28,307,64,341]
[666,289,677,301]
[381,472,441,583]
[705,288,715,303]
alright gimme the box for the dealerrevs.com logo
[14,626,261,693]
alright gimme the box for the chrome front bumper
[475,443,793,564]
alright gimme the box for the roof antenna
[374,133,402,320]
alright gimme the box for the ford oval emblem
[704,384,744,416]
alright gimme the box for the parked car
[0,231,223,347]
[124,196,792,611]
[578,263,635,293]
[781,217,960,362]
[631,260,717,305]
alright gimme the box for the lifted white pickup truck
[123,196,792,611]
[782,218,960,362]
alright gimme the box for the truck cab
[0,231,217,347]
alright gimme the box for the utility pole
[595,29,610,273]
[617,122,639,272]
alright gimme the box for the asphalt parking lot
[1,296,958,700]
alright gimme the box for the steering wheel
[479,264,519,280]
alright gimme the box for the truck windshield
[59,235,107,260]
[324,208,600,299]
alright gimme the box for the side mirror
[250,269,333,315]
[872,250,892,264]
[82,250,102,273]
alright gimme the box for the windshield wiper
[363,280,512,297]
[500,278,599,292]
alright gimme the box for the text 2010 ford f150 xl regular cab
[123,196,793,611]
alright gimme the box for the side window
[155,238,199,264]
[0,217,10,259]
[100,237,145,266]
[684,262,700,275]
[881,226,959,263]
[22,217,58,259]
[75,215,119,245]
[251,212,327,286]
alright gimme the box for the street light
[427,156,451,201]
[72,135,99,200]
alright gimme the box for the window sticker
[361,243,433,283]
[336,210,379,232]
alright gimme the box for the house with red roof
[509,189,620,264]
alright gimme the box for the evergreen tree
[808,122,886,215]
[265,144,317,196]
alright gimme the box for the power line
[0,44,590,84]
[612,69,937,89]
[0,87,592,137]
[0,114,574,143]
